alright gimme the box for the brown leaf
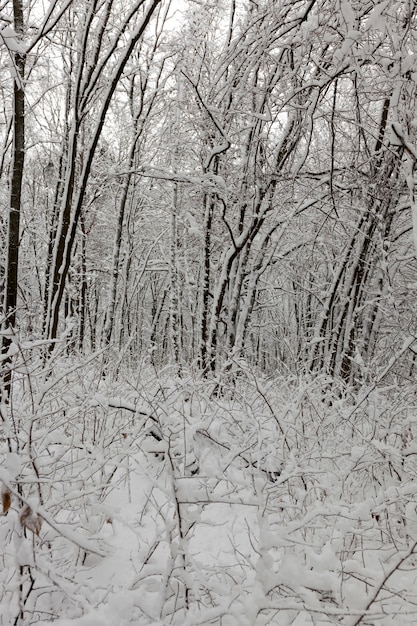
[1,487,11,514]
[19,504,42,536]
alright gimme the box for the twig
[0,473,105,557]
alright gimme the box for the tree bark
[2,0,25,398]
[45,0,161,345]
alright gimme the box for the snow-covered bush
[1,345,417,625]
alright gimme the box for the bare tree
[1,0,25,399]
[43,0,163,345]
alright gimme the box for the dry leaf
[1,487,11,514]
[19,504,42,536]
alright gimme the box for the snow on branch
[181,70,231,170]
[136,165,227,193]
[0,472,105,557]
[0,25,25,54]
[392,122,417,161]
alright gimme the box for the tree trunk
[2,0,25,399]
[45,0,161,345]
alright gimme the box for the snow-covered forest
[1,0,417,623]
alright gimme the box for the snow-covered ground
[2,354,417,625]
